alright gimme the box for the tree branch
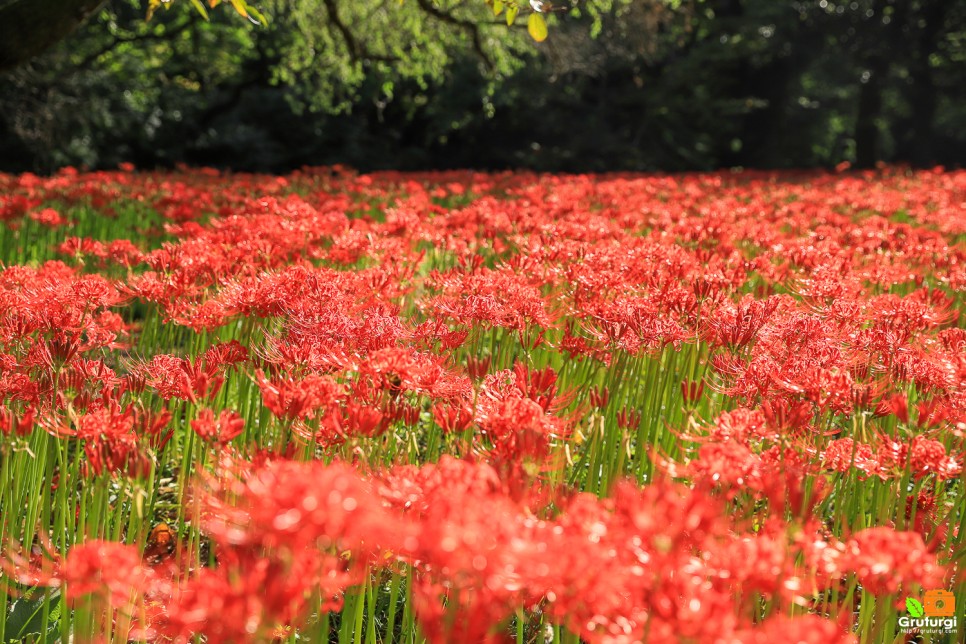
[321,0,399,64]
[69,19,194,74]
[414,0,495,70]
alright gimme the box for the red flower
[909,435,961,479]
[191,408,245,446]
[845,527,946,596]
[254,370,343,422]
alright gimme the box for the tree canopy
[1,0,964,173]
[0,0,620,74]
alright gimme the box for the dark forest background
[1,0,964,174]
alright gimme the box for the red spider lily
[3,166,966,642]
[908,435,962,479]
[60,237,145,269]
[254,370,343,422]
[510,362,577,414]
[611,409,640,435]
[160,548,350,643]
[844,528,947,596]
[199,458,397,554]
[823,438,879,478]
[588,385,609,410]
[427,268,552,332]
[191,408,245,446]
[680,378,704,405]
[0,405,35,436]
[701,295,781,350]
[432,400,475,433]
[67,403,147,478]
[139,353,225,403]
[733,614,856,643]
[916,397,954,428]
[137,408,174,452]
[338,399,388,438]
[476,393,569,472]
[873,392,909,424]
[466,355,491,381]
[2,539,157,640]
[761,398,814,433]
[903,490,949,549]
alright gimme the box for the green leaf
[4,592,62,642]
[146,0,161,21]
[228,0,249,18]
[246,4,269,25]
[527,12,548,42]
[906,597,924,618]
[492,0,503,16]
[506,4,519,26]
[188,0,210,20]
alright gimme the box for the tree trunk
[854,59,884,169]
[898,69,939,167]
[892,0,946,166]
[853,0,910,169]
[738,57,795,168]
[0,0,106,71]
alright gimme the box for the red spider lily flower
[29,208,65,227]
[909,435,962,479]
[199,458,397,554]
[684,440,762,493]
[588,385,609,410]
[0,405,35,436]
[60,541,154,606]
[339,399,388,438]
[3,539,155,612]
[478,395,565,464]
[203,339,249,369]
[412,318,469,351]
[71,403,147,478]
[161,548,350,643]
[705,407,769,442]
[734,614,856,643]
[432,400,475,433]
[427,268,552,332]
[874,437,909,479]
[191,408,245,446]
[510,363,577,414]
[845,527,947,596]
[359,347,471,400]
[136,407,174,452]
[139,353,225,403]
[916,397,953,428]
[466,355,491,381]
[680,378,704,405]
[823,436,962,480]
[761,398,813,433]
[255,370,343,422]
[873,392,909,424]
[823,438,878,479]
[701,295,781,350]
[903,490,948,549]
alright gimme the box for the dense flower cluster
[0,166,963,642]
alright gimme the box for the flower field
[0,166,964,643]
